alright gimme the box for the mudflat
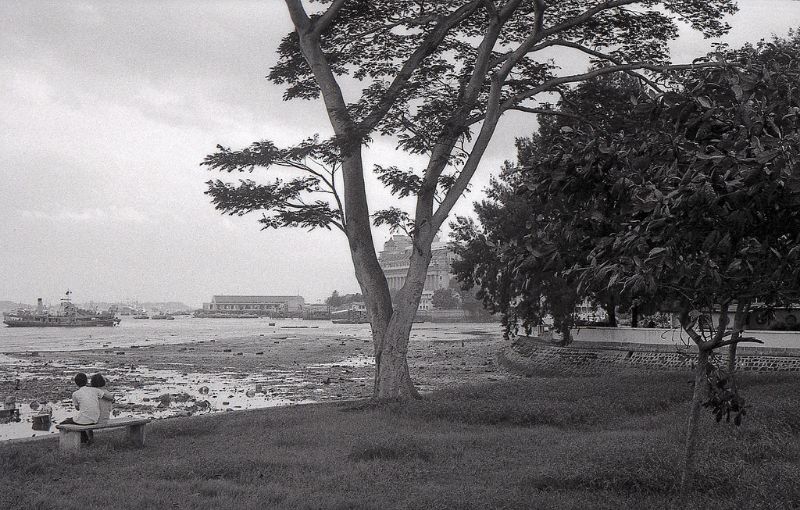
[0,322,505,440]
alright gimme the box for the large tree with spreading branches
[203,0,738,400]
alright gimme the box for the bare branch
[311,0,348,37]
[716,337,765,349]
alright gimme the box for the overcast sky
[2,1,799,307]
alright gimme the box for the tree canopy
[451,73,645,340]
[453,31,800,492]
[203,0,742,399]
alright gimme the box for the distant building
[202,295,305,314]
[304,303,332,320]
[378,235,458,311]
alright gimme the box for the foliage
[575,34,800,338]
[202,137,345,232]
[431,288,460,310]
[451,73,645,340]
[202,0,742,397]
[325,290,364,308]
[702,362,747,426]
[457,34,800,346]
[205,0,739,237]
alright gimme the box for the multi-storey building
[378,235,457,311]
[202,295,305,314]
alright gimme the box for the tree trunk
[631,305,639,328]
[727,342,737,375]
[559,326,573,346]
[373,236,434,400]
[726,301,748,376]
[680,348,710,497]
[606,305,617,327]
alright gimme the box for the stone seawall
[499,336,800,374]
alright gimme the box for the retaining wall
[566,326,800,350]
[500,335,800,374]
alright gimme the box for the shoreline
[0,323,507,441]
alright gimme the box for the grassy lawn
[2,370,798,509]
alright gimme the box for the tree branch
[545,39,667,92]
[356,1,484,135]
[488,61,725,123]
[311,0,348,37]
[430,72,504,230]
[412,1,516,241]
[508,105,599,129]
[715,337,764,349]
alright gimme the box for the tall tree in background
[577,36,800,493]
[455,32,800,493]
[203,0,737,400]
[452,74,644,341]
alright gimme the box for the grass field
[1,370,798,509]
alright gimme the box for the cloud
[20,206,151,224]
[2,0,800,305]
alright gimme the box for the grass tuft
[349,435,432,462]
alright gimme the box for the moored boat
[2,292,121,328]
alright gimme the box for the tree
[539,35,800,494]
[325,290,343,307]
[432,288,460,309]
[203,0,738,400]
[451,74,648,341]
[326,290,364,307]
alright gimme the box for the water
[0,316,372,353]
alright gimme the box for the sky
[2,1,799,307]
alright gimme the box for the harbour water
[0,316,371,353]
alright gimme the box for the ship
[151,312,175,320]
[2,292,121,328]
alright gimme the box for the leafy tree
[203,0,738,400]
[326,290,364,307]
[451,74,644,341]
[432,288,460,310]
[542,35,800,494]
[325,290,343,307]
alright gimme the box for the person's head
[74,373,88,387]
[90,373,106,388]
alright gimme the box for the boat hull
[3,318,120,327]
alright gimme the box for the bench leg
[127,424,145,447]
[59,430,82,452]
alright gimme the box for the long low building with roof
[202,295,305,314]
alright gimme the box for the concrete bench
[56,417,151,452]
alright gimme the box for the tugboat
[2,291,121,327]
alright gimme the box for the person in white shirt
[60,372,114,443]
